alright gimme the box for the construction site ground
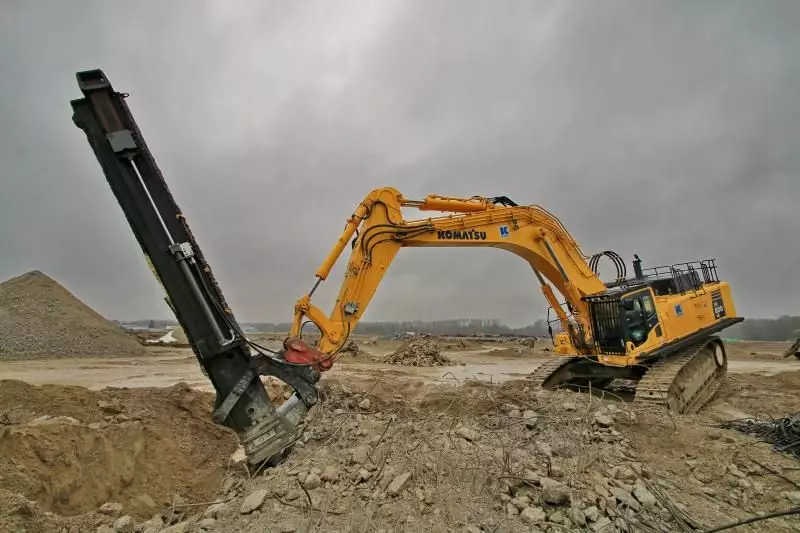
[1,337,799,532]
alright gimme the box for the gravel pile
[384,338,451,366]
[0,271,144,359]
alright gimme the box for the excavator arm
[290,187,609,359]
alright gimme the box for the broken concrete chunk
[112,515,134,533]
[520,506,546,524]
[321,465,339,482]
[632,485,657,507]
[303,473,322,490]
[583,505,600,522]
[203,502,228,519]
[240,489,268,514]
[350,445,370,465]
[161,522,190,533]
[387,471,412,496]
[197,518,216,530]
[568,507,586,526]
[506,502,519,516]
[593,413,614,428]
[540,477,570,505]
[590,516,612,532]
[358,398,372,410]
[522,410,538,429]
[611,487,640,511]
[455,426,479,442]
[97,399,123,414]
[98,502,123,517]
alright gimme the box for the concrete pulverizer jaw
[69,68,317,469]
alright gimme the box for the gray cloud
[1,0,799,327]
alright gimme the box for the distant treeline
[116,318,551,337]
[724,315,800,342]
[115,316,800,342]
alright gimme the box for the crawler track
[634,337,727,414]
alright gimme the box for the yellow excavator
[286,187,743,414]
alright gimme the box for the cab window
[622,291,659,346]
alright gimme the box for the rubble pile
[340,340,360,356]
[383,338,452,366]
[0,271,144,359]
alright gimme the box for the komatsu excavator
[70,70,741,469]
[288,187,744,414]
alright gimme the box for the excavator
[288,187,744,414]
[70,70,742,470]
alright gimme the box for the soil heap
[0,380,238,532]
[384,337,451,366]
[0,270,145,359]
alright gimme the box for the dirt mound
[0,271,144,359]
[383,338,451,366]
[0,380,237,525]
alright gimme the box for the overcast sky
[2,1,799,327]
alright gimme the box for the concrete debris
[197,518,216,530]
[161,522,190,533]
[240,489,268,514]
[590,516,612,531]
[303,473,322,489]
[522,409,538,429]
[455,426,480,442]
[782,491,800,505]
[280,524,298,533]
[506,502,519,516]
[540,477,571,505]
[583,505,600,522]
[97,527,115,533]
[321,465,339,482]
[520,506,546,524]
[98,502,123,517]
[358,398,372,410]
[568,507,586,526]
[97,399,123,414]
[593,413,615,428]
[632,485,657,507]
[350,445,370,465]
[387,472,413,497]
[112,515,134,533]
[140,515,164,533]
[383,338,451,367]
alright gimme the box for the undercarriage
[528,336,728,414]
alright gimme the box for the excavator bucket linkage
[70,69,319,468]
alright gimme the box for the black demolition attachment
[70,69,319,467]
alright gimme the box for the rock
[736,478,751,490]
[506,502,519,516]
[590,517,612,532]
[568,507,586,526]
[98,502,124,517]
[350,445,370,465]
[161,522,190,533]
[499,493,511,503]
[562,401,577,411]
[304,473,322,489]
[583,505,600,522]
[240,489,268,514]
[510,498,528,511]
[548,510,566,524]
[358,398,372,410]
[140,515,163,533]
[204,502,228,519]
[520,506,546,525]
[782,491,800,505]
[97,527,115,533]
[455,426,479,442]
[535,441,553,458]
[98,399,123,414]
[727,463,746,479]
[540,477,570,505]
[466,526,482,533]
[387,472,413,497]
[509,409,522,418]
[321,465,339,482]
[611,487,640,511]
[197,518,216,530]
[280,525,298,533]
[594,413,614,428]
[113,515,134,533]
[632,485,657,507]
[358,468,373,482]
[522,410,538,429]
